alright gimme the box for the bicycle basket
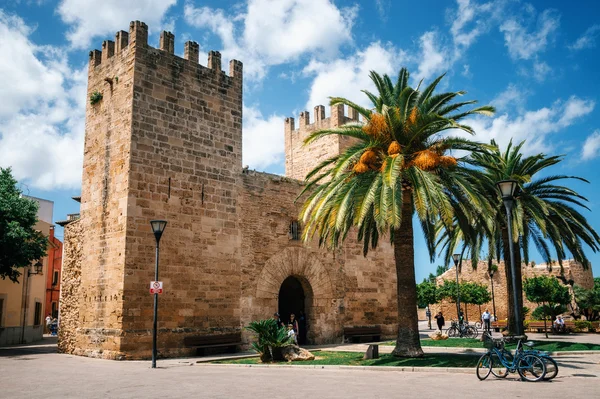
[482,334,504,349]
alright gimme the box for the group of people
[430,308,494,332]
[273,311,307,345]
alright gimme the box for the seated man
[553,315,565,332]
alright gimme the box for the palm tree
[440,140,600,334]
[298,69,494,357]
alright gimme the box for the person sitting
[553,315,565,333]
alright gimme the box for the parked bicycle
[490,339,558,381]
[476,333,547,382]
[447,320,478,338]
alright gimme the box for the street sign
[150,281,163,294]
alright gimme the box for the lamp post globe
[150,220,167,369]
[495,179,522,336]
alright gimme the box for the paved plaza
[2,331,600,399]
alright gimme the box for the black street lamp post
[496,179,522,336]
[489,267,497,322]
[150,220,167,369]
[452,253,461,323]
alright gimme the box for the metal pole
[152,241,159,368]
[504,199,522,336]
[455,262,461,324]
[490,276,497,322]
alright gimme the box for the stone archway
[253,247,339,343]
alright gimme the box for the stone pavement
[2,337,600,398]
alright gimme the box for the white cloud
[582,130,600,161]
[57,0,177,49]
[414,31,449,81]
[302,42,404,112]
[242,105,285,170]
[374,0,391,23]
[569,25,600,51]
[459,96,595,155]
[500,9,560,60]
[532,61,551,82]
[0,11,86,190]
[184,0,357,81]
[491,84,528,112]
[450,0,496,49]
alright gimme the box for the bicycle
[492,342,558,381]
[446,320,478,338]
[476,333,547,382]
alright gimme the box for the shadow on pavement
[0,337,58,358]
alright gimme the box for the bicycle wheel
[475,321,482,329]
[476,353,492,380]
[447,327,458,337]
[466,326,478,339]
[517,354,546,382]
[490,351,509,378]
[541,356,558,380]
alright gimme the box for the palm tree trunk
[502,227,524,335]
[391,190,424,358]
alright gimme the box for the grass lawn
[213,351,480,367]
[383,339,600,352]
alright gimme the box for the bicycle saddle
[523,341,535,347]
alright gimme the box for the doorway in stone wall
[278,276,308,345]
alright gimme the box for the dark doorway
[278,276,307,345]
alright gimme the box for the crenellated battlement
[284,104,361,180]
[87,21,243,81]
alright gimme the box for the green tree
[440,141,600,335]
[299,69,494,357]
[435,264,449,276]
[0,168,47,282]
[465,282,492,318]
[437,280,490,322]
[574,278,600,321]
[524,276,571,337]
[416,280,438,329]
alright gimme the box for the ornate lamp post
[488,267,497,322]
[452,253,462,323]
[496,179,522,336]
[150,220,167,369]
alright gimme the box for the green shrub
[246,319,292,362]
[574,320,594,332]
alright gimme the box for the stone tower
[75,21,243,359]
[284,104,360,180]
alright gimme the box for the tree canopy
[574,278,600,321]
[0,168,48,282]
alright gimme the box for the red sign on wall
[150,281,163,294]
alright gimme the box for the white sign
[150,281,163,294]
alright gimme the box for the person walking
[44,314,52,335]
[273,313,284,328]
[434,312,445,332]
[481,309,491,332]
[289,313,299,343]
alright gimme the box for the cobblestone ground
[1,337,599,399]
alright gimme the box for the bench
[343,326,381,343]
[183,332,242,355]
[491,321,507,332]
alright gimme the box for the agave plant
[246,319,292,362]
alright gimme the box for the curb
[196,363,473,374]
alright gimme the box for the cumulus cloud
[302,42,404,112]
[582,130,600,161]
[568,24,600,51]
[0,11,86,189]
[500,9,560,60]
[414,31,450,81]
[57,0,177,49]
[458,96,595,155]
[491,84,528,112]
[184,0,357,81]
[242,105,285,170]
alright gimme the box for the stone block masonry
[430,259,594,322]
[59,21,399,360]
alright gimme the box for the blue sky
[1,0,599,281]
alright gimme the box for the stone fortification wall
[239,170,397,344]
[430,260,594,322]
[57,220,83,354]
[284,105,359,181]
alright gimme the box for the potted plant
[246,319,292,362]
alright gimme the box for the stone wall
[430,260,594,322]
[239,170,398,344]
[57,220,83,354]
[284,105,358,181]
